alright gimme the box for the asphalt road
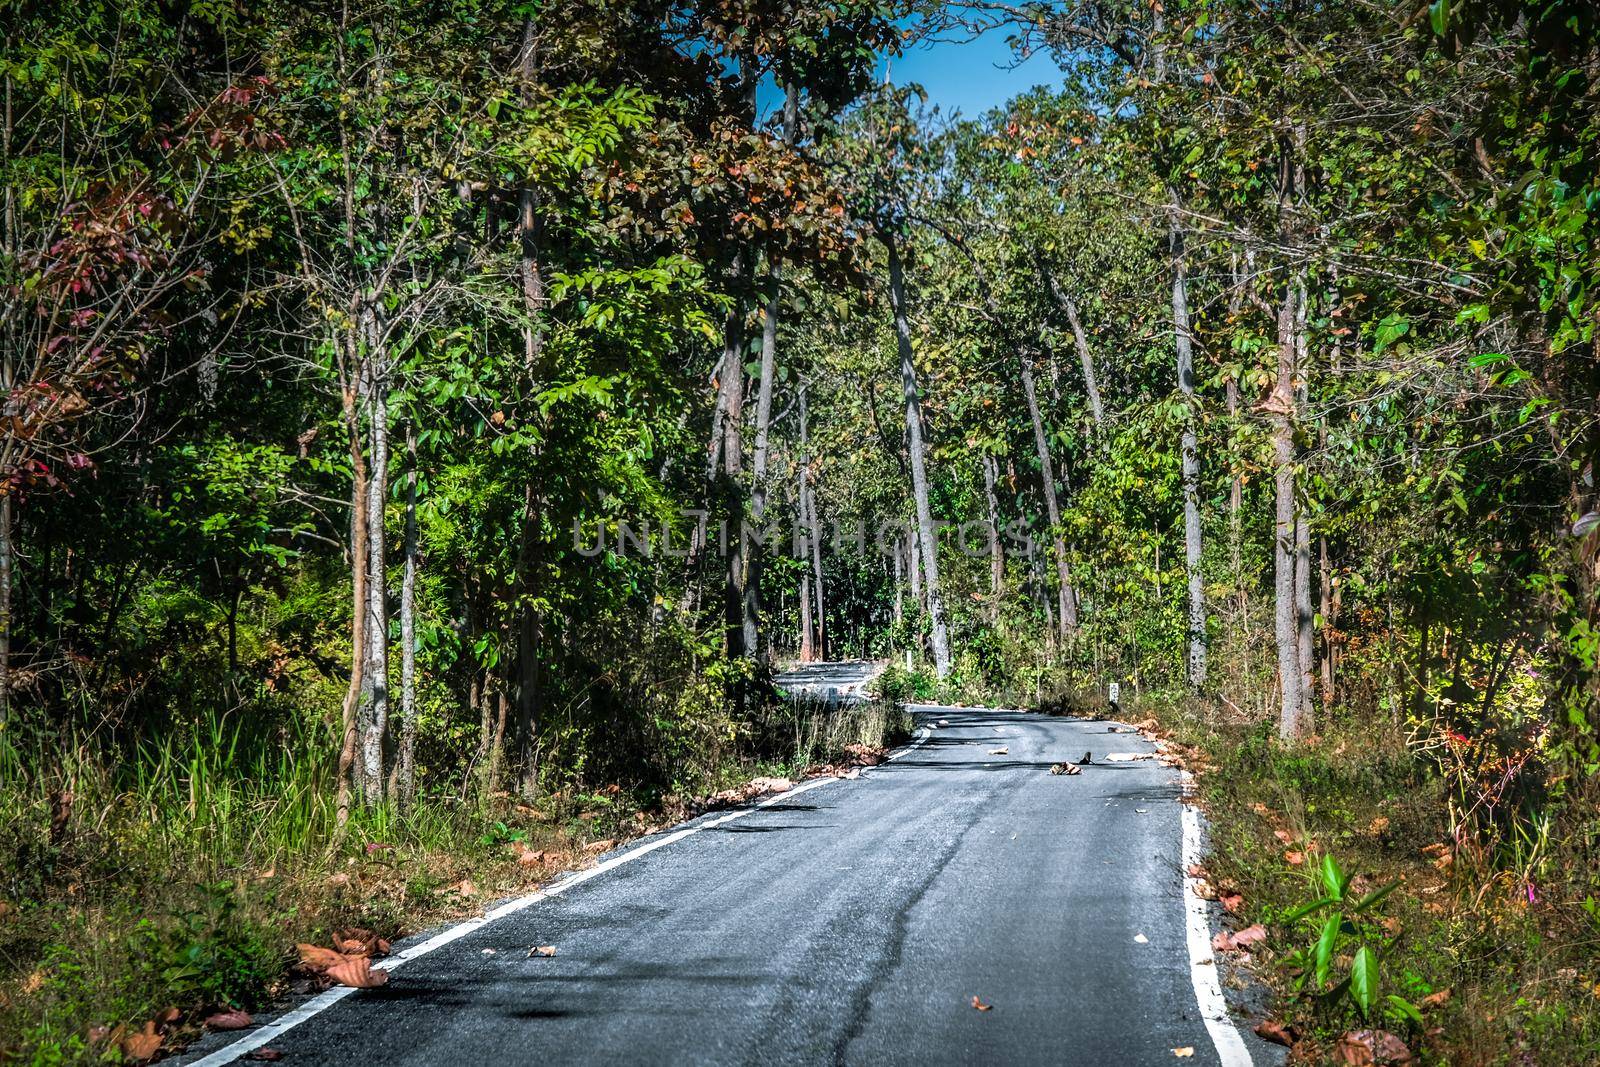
[186,705,1273,1066]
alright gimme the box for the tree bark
[397,421,419,805]
[884,229,950,677]
[1043,270,1104,426]
[1273,283,1304,738]
[336,375,367,826]
[1293,275,1315,727]
[359,365,391,803]
[744,90,797,664]
[1017,345,1078,638]
[1169,191,1207,689]
[800,388,828,661]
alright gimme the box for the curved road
[186,705,1275,1066]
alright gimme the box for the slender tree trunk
[1017,346,1078,638]
[983,452,1004,617]
[359,370,391,803]
[1273,284,1304,738]
[745,85,797,663]
[0,493,10,727]
[1043,270,1104,426]
[336,376,367,826]
[884,230,950,677]
[517,21,547,370]
[396,422,419,805]
[798,385,826,660]
[892,540,904,630]
[1293,275,1314,726]
[1169,191,1207,689]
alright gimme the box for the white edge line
[188,721,932,1066]
[1180,771,1253,1067]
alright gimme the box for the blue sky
[881,26,1065,120]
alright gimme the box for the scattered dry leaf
[1420,988,1451,1009]
[1048,762,1080,775]
[1192,880,1218,901]
[1220,892,1245,913]
[970,995,993,1011]
[750,776,793,794]
[1368,816,1390,835]
[1254,1019,1295,1046]
[297,943,346,971]
[1104,752,1154,762]
[154,1007,180,1026]
[517,848,546,867]
[1335,1029,1413,1065]
[529,945,557,958]
[327,872,351,887]
[1284,850,1306,866]
[988,747,1009,755]
[203,1009,254,1031]
[455,878,479,896]
[121,1022,161,1061]
[1273,829,1295,845]
[583,839,615,854]
[1173,1048,1195,1058]
[325,956,390,989]
[1186,863,1208,879]
[1134,933,1149,944]
[246,1050,285,1062]
[1231,924,1268,948]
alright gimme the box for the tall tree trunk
[396,422,419,806]
[516,21,547,371]
[983,452,1004,617]
[797,384,826,660]
[336,374,367,826]
[884,230,950,677]
[359,367,391,803]
[1293,275,1315,727]
[1043,270,1105,426]
[1017,346,1078,638]
[1272,284,1304,738]
[1169,191,1207,689]
[744,85,798,664]
[0,493,10,727]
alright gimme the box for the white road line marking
[187,724,932,1066]
[1181,781,1253,1067]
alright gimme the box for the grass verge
[0,697,908,1064]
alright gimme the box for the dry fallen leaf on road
[1104,752,1154,762]
[1173,1048,1195,1058]
[1254,1019,1296,1046]
[481,948,497,956]
[1133,933,1149,943]
[120,1022,161,1061]
[750,776,793,794]
[297,944,346,971]
[326,956,390,989]
[988,747,1009,755]
[970,996,993,1011]
[203,1009,254,1031]
[1049,762,1080,775]
[246,1050,285,1062]
[528,945,557,957]
[1231,924,1268,948]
